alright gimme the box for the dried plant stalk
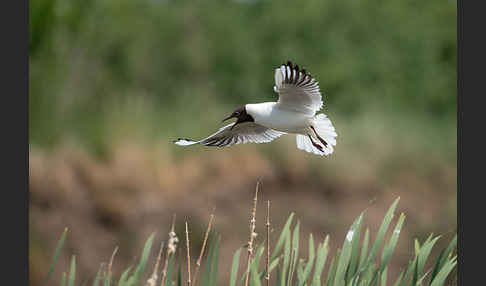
[244,182,259,286]
[106,246,118,286]
[161,214,177,286]
[185,222,192,286]
[192,213,215,286]
[266,200,270,286]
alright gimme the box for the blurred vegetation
[29,0,456,159]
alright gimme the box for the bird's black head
[222,106,254,129]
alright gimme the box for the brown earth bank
[29,144,456,286]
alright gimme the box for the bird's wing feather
[174,122,286,147]
[273,61,323,115]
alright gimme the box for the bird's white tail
[296,113,337,156]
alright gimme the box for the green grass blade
[251,259,263,286]
[380,214,406,271]
[296,259,305,285]
[312,236,329,286]
[93,264,103,286]
[442,234,457,261]
[289,221,300,285]
[416,236,440,277]
[68,255,76,286]
[428,234,457,285]
[271,213,295,261]
[428,250,445,286]
[362,262,375,285]
[125,232,155,286]
[230,248,242,286]
[210,236,221,286]
[326,249,339,286]
[370,269,381,286]
[286,247,296,286]
[416,270,431,286]
[60,272,67,286]
[103,274,111,286]
[117,266,133,286]
[429,256,457,286]
[363,198,400,272]
[203,234,216,286]
[400,257,418,286]
[334,213,364,286]
[124,233,156,286]
[410,258,419,286]
[380,267,387,286]
[392,270,404,286]
[414,240,421,256]
[275,266,282,286]
[253,245,265,270]
[430,234,457,284]
[134,232,155,281]
[346,213,364,283]
[302,233,316,283]
[280,231,291,286]
[166,253,176,286]
[358,229,370,271]
[259,257,281,280]
[45,228,68,285]
[238,243,264,285]
[177,264,182,286]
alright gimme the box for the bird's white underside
[174,62,337,156]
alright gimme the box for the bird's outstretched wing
[273,61,323,115]
[174,122,286,147]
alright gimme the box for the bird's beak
[222,114,235,122]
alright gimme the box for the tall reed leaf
[359,198,400,277]
[271,213,294,262]
[334,213,364,286]
[44,228,68,285]
[210,236,221,286]
[358,228,370,271]
[126,232,155,286]
[117,266,132,286]
[346,213,364,283]
[311,235,329,286]
[230,248,242,286]
[301,233,315,283]
[93,263,103,286]
[380,213,405,272]
[202,234,217,286]
[429,256,457,286]
[280,231,291,286]
[61,272,66,286]
[68,255,76,286]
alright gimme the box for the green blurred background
[29,0,456,285]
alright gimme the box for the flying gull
[174,61,337,156]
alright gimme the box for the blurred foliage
[29,0,456,157]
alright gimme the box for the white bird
[174,61,337,156]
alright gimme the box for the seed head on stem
[244,181,259,286]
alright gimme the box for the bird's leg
[310,126,328,147]
[308,135,324,152]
